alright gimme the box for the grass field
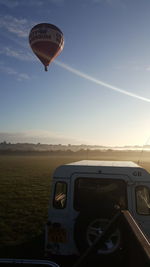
[0,150,150,258]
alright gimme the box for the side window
[53,182,67,209]
[136,186,150,215]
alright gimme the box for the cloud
[0,131,86,145]
[49,0,64,5]
[17,73,30,81]
[0,0,64,8]
[0,46,35,61]
[0,15,34,38]
[0,64,30,81]
[92,0,125,8]
[0,0,19,8]
[146,66,150,71]
[55,60,150,103]
[0,0,42,8]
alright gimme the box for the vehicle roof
[53,160,150,182]
[67,160,139,167]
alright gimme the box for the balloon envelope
[29,23,64,71]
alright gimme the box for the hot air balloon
[29,23,64,71]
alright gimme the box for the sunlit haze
[1,0,150,146]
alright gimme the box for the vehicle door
[46,178,73,254]
[71,173,129,255]
[132,182,150,240]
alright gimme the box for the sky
[1,0,150,146]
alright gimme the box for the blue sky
[1,0,150,146]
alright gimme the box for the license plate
[48,227,67,243]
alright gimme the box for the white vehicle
[45,160,150,257]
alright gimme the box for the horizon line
[0,142,148,148]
